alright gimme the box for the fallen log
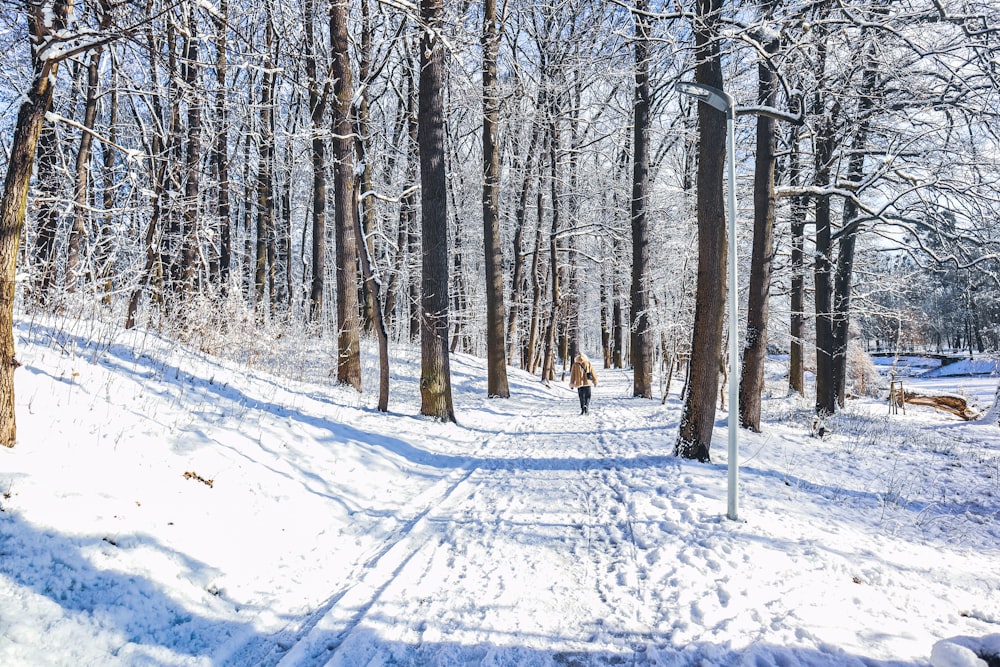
[900,390,981,421]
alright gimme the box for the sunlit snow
[1,316,999,666]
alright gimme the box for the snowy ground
[2,316,1000,666]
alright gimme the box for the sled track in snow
[224,405,543,667]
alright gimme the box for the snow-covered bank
[2,317,1000,666]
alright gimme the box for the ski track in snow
[243,374,695,666]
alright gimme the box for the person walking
[569,352,598,415]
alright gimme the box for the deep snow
[2,316,1000,666]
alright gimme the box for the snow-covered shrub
[848,340,885,398]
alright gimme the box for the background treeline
[1,0,999,455]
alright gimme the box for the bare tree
[482,0,510,397]
[418,0,456,421]
[0,0,71,446]
[738,5,780,432]
[331,0,362,390]
[630,0,653,398]
[676,0,727,462]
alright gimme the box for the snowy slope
[2,316,1000,666]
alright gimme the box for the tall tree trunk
[0,0,70,446]
[213,0,232,291]
[676,0,727,462]
[356,0,377,334]
[482,0,510,397]
[813,31,838,417]
[601,280,611,367]
[541,100,561,384]
[612,287,624,368]
[66,46,102,292]
[331,0,362,390]
[304,0,327,323]
[255,7,276,312]
[418,0,456,420]
[832,43,878,407]
[814,124,836,416]
[506,107,543,365]
[97,53,118,296]
[355,174,390,412]
[180,4,201,297]
[525,192,545,374]
[738,23,779,432]
[788,126,806,396]
[630,0,653,398]
[32,123,59,307]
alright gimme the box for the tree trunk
[180,5,201,298]
[0,0,70,446]
[96,54,118,296]
[506,103,543,366]
[526,195,545,374]
[356,0,377,334]
[354,175,390,412]
[630,0,653,399]
[676,0,727,462]
[31,123,59,307]
[482,0,510,397]
[833,43,877,408]
[541,102,561,384]
[738,26,779,432]
[814,125,836,417]
[331,0,362,390]
[418,0,456,421]
[601,280,611,368]
[305,0,326,323]
[66,46,102,292]
[213,0,232,291]
[788,126,806,396]
[255,10,275,312]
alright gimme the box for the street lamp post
[676,81,739,521]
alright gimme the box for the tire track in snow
[230,405,544,667]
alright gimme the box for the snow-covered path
[3,322,1000,666]
[240,369,687,666]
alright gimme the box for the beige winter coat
[569,353,598,389]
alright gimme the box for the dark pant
[578,386,592,413]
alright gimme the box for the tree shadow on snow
[0,507,260,663]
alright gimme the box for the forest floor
[1,315,999,666]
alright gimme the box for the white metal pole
[726,107,739,522]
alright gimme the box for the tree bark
[418,0,456,421]
[254,8,275,312]
[304,0,327,323]
[526,193,545,374]
[505,103,543,366]
[813,30,838,417]
[832,43,877,408]
[213,0,232,291]
[31,123,59,307]
[66,46,102,292]
[482,0,510,397]
[630,0,653,398]
[354,175,390,412]
[788,125,806,396]
[676,0,727,462]
[356,0,377,334]
[331,0,362,390]
[541,100,561,384]
[180,5,201,298]
[738,25,779,432]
